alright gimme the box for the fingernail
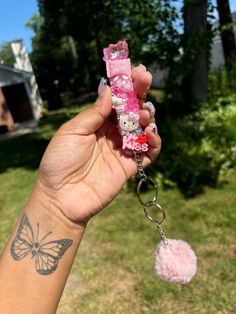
[149,122,158,135]
[138,64,146,71]
[98,77,107,97]
[143,102,155,116]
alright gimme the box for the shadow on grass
[0,106,84,174]
[0,133,49,174]
[38,111,75,132]
[0,109,83,174]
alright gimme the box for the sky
[0,0,38,51]
[0,0,236,52]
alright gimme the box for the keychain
[103,40,197,284]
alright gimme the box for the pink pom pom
[155,239,197,284]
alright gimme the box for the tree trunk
[182,0,208,104]
[217,0,236,68]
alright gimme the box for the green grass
[0,107,236,314]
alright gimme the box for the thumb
[64,86,112,135]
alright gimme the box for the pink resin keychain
[103,41,148,156]
[103,41,197,284]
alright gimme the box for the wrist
[25,178,87,235]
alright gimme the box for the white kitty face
[119,114,139,131]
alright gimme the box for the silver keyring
[136,176,158,207]
[143,201,166,225]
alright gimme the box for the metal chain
[134,152,146,178]
[134,152,169,245]
[156,224,169,246]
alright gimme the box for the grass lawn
[0,106,236,313]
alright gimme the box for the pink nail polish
[149,122,158,135]
[98,77,107,97]
[143,102,155,116]
[138,64,146,71]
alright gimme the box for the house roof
[0,64,33,88]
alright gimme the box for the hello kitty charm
[103,41,147,155]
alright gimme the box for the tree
[154,0,221,197]
[0,43,15,67]
[216,0,236,68]
[182,0,208,104]
[26,13,67,109]
[30,0,180,94]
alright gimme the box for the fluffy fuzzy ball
[155,239,197,284]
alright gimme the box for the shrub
[155,94,236,197]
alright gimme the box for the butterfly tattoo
[10,213,73,275]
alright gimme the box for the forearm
[0,185,85,314]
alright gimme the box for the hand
[33,66,161,225]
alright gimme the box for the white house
[0,40,43,131]
[0,65,39,130]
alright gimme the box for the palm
[39,119,138,223]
